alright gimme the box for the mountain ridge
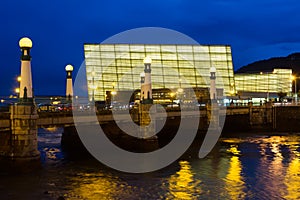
[236,53,300,74]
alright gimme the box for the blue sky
[1,0,300,95]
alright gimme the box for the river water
[0,128,299,200]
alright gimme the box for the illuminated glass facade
[84,44,236,101]
[235,69,293,94]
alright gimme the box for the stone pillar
[9,104,40,160]
[207,102,220,129]
[249,101,253,126]
[265,101,273,124]
[3,37,40,161]
[139,104,156,139]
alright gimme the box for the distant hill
[236,53,300,75]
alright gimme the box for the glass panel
[84,44,237,100]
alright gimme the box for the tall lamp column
[210,66,217,102]
[19,37,34,103]
[141,57,153,104]
[65,64,74,102]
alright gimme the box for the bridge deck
[0,106,250,129]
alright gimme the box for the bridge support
[7,104,40,160]
[207,102,220,130]
[249,102,273,130]
[139,104,157,139]
[0,37,40,161]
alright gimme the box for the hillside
[236,53,300,75]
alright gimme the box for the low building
[234,68,293,102]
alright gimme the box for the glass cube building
[235,69,293,95]
[84,44,236,102]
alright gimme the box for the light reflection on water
[224,149,246,200]
[0,131,299,199]
[167,161,201,199]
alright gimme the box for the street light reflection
[167,161,201,200]
[224,146,246,200]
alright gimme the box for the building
[235,68,293,100]
[84,44,236,103]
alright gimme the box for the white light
[65,64,74,71]
[19,37,32,48]
[143,56,152,64]
[210,66,216,73]
[177,88,183,93]
[140,72,145,77]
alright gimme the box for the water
[0,129,299,200]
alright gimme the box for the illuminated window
[84,44,236,101]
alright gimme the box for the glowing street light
[15,88,20,94]
[111,82,116,95]
[19,37,34,100]
[111,91,117,95]
[65,64,74,101]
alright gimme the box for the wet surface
[0,128,299,199]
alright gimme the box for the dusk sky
[1,0,300,96]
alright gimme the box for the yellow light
[0,99,4,103]
[290,75,295,81]
[167,161,198,199]
[226,145,241,155]
[111,91,117,95]
[225,156,246,199]
[15,88,20,93]
[65,64,74,71]
[90,85,97,89]
[143,56,152,64]
[177,88,183,93]
[17,76,21,82]
[210,66,216,73]
[170,92,175,97]
[19,37,32,48]
[52,101,60,105]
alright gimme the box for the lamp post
[141,56,153,104]
[65,64,74,102]
[291,75,299,105]
[91,71,95,103]
[19,37,33,103]
[210,66,217,102]
[295,77,297,105]
[111,82,116,108]
[15,88,20,98]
